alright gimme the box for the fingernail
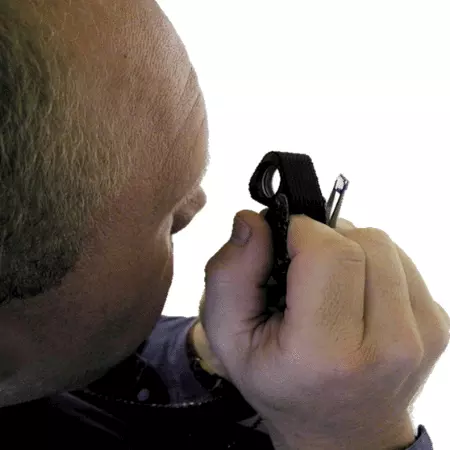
[231,216,251,246]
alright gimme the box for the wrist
[188,319,228,380]
[268,416,416,450]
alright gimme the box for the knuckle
[366,227,392,241]
[205,254,225,276]
[311,346,368,378]
[205,256,236,286]
[378,337,425,372]
[325,238,365,264]
[333,355,366,377]
[433,333,450,357]
[351,227,392,245]
[339,218,356,227]
[204,256,216,274]
[321,353,376,382]
[335,218,356,231]
[429,318,450,356]
[438,332,450,353]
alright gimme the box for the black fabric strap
[249,152,328,312]
[249,151,327,221]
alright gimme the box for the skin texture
[2,5,448,450]
[198,209,449,449]
[0,0,209,407]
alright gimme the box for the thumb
[203,210,273,344]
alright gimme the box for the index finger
[283,215,367,344]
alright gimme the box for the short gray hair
[0,2,134,305]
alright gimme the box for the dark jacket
[0,316,433,449]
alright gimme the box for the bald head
[0,0,208,406]
[34,0,203,186]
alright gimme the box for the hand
[190,309,228,378]
[200,210,450,450]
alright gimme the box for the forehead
[40,0,209,208]
[55,4,206,164]
[163,92,210,208]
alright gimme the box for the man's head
[0,0,208,406]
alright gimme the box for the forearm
[267,417,417,450]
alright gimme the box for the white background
[159,1,450,447]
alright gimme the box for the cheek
[133,233,174,320]
[82,229,175,357]
[80,236,175,372]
